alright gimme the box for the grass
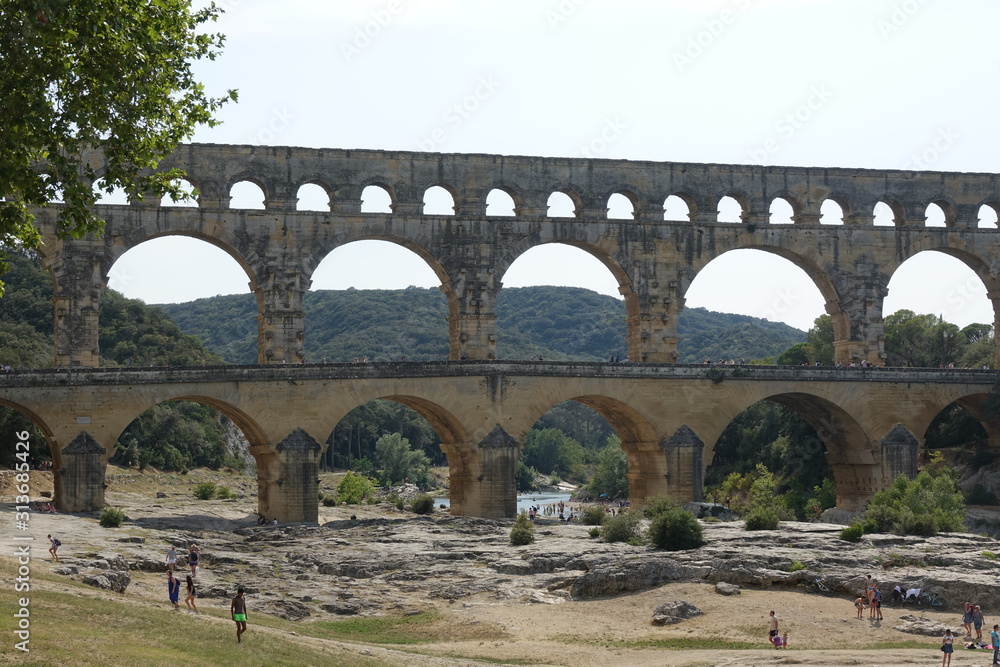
[555,635,763,650]
[308,613,508,645]
[0,558,420,667]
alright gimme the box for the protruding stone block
[476,425,519,519]
[258,428,321,523]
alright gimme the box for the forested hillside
[159,287,806,364]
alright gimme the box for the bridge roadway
[3,362,997,522]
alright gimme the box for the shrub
[215,486,234,500]
[601,510,642,543]
[642,494,680,519]
[744,506,780,531]
[648,509,703,551]
[588,527,601,538]
[626,536,644,546]
[839,523,865,542]
[322,496,336,507]
[510,512,535,546]
[335,471,377,505]
[789,561,806,572]
[411,494,435,515]
[983,550,997,560]
[99,507,126,528]
[193,482,216,500]
[858,472,966,537]
[581,506,607,526]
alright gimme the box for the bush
[839,523,865,542]
[193,482,216,500]
[601,510,642,543]
[335,471,377,505]
[642,494,681,519]
[581,506,607,526]
[744,506,780,531]
[215,486,234,500]
[789,561,806,572]
[858,472,966,537]
[322,496,336,507]
[588,527,601,538]
[99,507,126,528]
[510,512,535,546]
[411,494,435,515]
[648,509,703,551]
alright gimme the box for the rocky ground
[5,467,1000,666]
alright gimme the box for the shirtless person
[231,587,248,643]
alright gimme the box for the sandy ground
[0,468,988,666]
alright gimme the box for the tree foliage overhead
[0,0,235,276]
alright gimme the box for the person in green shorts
[231,587,247,643]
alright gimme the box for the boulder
[82,570,130,593]
[652,599,702,625]
[683,502,732,521]
[715,582,741,596]
[321,601,361,615]
[571,556,683,599]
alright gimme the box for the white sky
[105,0,1000,332]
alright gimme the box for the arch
[0,399,56,448]
[683,247,832,333]
[820,198,845,225]
[924,201,949,228]
[664,194,692,222]
[296,182,331,212]
[485,187,518,217]
[308,238,447,293]
[769,197,795,225]
[874,200,902,227]
[978,203,999,229]
[606,191,638,220]
[229,180,266,210]
[360,183,395,213]
[422,185,456,215]
[883,249,995,332]
[547,189,581,218]
[707,391,877,510]
[93,179,129,206]
[717,195,745,223]
[161,178,198,207]
[105,233,257,307]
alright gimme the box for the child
[780,632,788,649]
[855,596,866,619]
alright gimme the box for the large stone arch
[681,244,848,345]
[702,389,879,511]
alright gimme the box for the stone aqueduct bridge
[18,144,1000,521]
[2,363,996,522]
[33,143,1000,369]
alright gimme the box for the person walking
[167,572,181,611]
[231,587,248,643]
[184,575,199,614]
[47,534,60,562]
[188,544,200,577]
[767,610,779,642]
[974,605,986,641]
[941,628,954,667]
[963,602,974,637]
[165,545,177,572]
[991,624,999,665]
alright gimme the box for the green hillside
[159,287,806,364]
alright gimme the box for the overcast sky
[105,0,1000,332]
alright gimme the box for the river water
[433,491,574,514]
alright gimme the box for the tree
[806,314,835,365]
[588,436,629,499]
[374,433,431,488]
[0,0,236,283]
[522,428,584,478]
